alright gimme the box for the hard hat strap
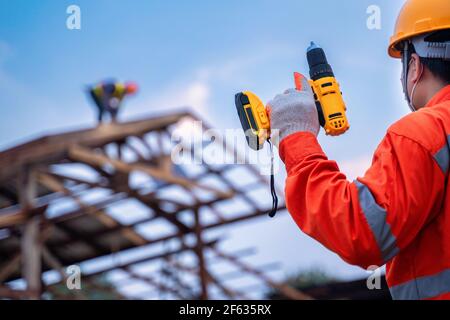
[410,64,424,111]
[402,40,425,112]
[402,42,416,112]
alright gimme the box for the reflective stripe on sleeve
[433,136,450,174]
[354,180,400,263]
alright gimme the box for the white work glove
[267,73,319,145]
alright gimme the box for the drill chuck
[307,41,334,80]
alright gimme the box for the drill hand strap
[267,139,278,218]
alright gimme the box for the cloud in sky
[131,41,298,124]
[339,155,373,181]
[131,64,228,122]
[184,81,210,111]
[133,74,212,122]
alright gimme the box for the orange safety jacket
[279,85,450,300]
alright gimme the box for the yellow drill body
[309,76,349,136]
[235,42,349,150]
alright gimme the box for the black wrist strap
[267,139,278,218]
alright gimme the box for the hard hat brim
[389,25,450,59]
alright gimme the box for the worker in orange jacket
[268,0,450,299]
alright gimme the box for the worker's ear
[408,53,423,84]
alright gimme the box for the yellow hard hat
[388,0,450,58]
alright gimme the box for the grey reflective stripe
[390,268,450,300]
[354,181,399,262]
[433,135,450,174]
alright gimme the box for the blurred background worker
[268,0,450,300]
[88,80,138,123]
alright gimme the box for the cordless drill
[235,42,349,218]
[306,41,349,136]
[235,42,349,151]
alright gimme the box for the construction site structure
[0,110,311,300]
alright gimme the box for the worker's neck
[423,77,447,105]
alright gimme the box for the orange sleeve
[279,131,445,269]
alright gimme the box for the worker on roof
[268,0,450,300]
[88,80,138,123]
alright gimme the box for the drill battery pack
[235,91,270,151]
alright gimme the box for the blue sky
[1,0,409,294]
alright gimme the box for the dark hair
[419,57,450,84]
[417,30,450,84]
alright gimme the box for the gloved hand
[267,73,319,145]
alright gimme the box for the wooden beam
[167,259,248,299]
[0,112,190,183]
[129,190,191,233]
[37,172,148,247]
[68,144,233,199]
[43,194,229,253]
[0,210,27,228]
[53,208,283,267]
[183,147,262,212]
[0,253,21,284]
[194,114,285,195]
[124,267,186,299]
[21,216,42,299]
[0,286,38,299]
[41,245,87,300]
[50,192,127,224]
[0,205,47,229]
[18,168,42,300]
[82,239,219,279]
[211,247,313,300]
[159,260,196,298]
[193,209,208,300]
